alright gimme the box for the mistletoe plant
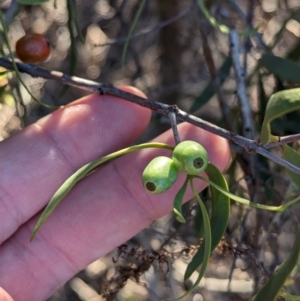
[30,134,300,300]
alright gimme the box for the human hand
[0,86,230,301]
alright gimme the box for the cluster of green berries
[142,141,208,194]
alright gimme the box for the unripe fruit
[172,140,208,175]
[142,156,178,194]
[16,33,51,63]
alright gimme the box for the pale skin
[0,86,230,301]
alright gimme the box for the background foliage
[2,0,300,300]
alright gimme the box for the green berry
[172,140,208,175]
[142,156,178,194]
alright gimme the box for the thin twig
[1,57,300,176]
[229,29,258,188]
[229,15,265,294]
[265,134,300,149]
[168,109,181,145]
[227,0,267,50]
[229,28,259,189]
[228,22,259,293]
[229,245,272,277]
[229,30,254,140]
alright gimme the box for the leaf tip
[173,208,186,223]
[30,231,37,242]
[176,215,186,223]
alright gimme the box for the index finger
[0,86,151,244]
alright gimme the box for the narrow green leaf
[184,163,230,280]
[260,53,300,84]
[283,145,300,189]
[196,174,300,212]
[66,0,78,76]
[175,179,212,300]
[190,57,232,113]
[252,228,300,301]
[194,204,205,239]
[173,177,189,223]
[31,142,174,241]
[260,88,300,144]
[17,0,49,3]
[121,0,146,67]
